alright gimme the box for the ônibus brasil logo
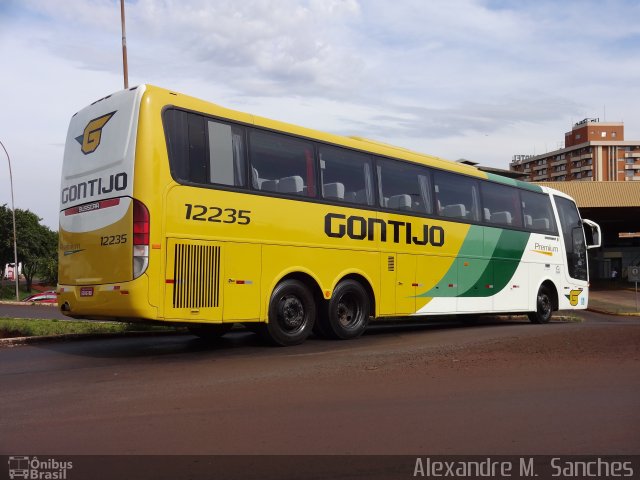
[8,456,73,479]
[75,111,116,155]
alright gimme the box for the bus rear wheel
[264,279,315,346]
[528,286,553,324]
[319,279,370,340]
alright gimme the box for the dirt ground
[1,312,639,479]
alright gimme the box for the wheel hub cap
[337,296,358,328]
[281,296,304,330]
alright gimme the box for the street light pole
[0,140,20,302]
[120,0,129,89]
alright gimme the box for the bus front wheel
[320,279,370,340]
[528,286,553,324]
[264,279,315,346]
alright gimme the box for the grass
[0,283,53,301]
[0,317,179,339]
[0,284,30,301]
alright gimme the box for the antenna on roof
[120,0,129,89]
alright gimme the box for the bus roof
[141,84,541,193]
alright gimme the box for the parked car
[22,291,57,304]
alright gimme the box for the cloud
[17,0,368,98]
[14,0,640,110]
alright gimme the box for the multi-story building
[510,118,640,182]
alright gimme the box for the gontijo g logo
[75,111,116,154]
[565,288,584,306]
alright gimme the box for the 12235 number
[184,204,251,225]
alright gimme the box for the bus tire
[264,279,315,346]
[322,279,370,340]
[188,323,233,339]
[528,286,553,324]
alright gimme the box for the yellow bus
[58,85,601,345]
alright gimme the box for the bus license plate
[80,287,94,297]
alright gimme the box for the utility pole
[0,140,20,302]
[120,0,129,89]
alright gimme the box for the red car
[22,291,57,304]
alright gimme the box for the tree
[0,205,58,292]
[0,205,16,285]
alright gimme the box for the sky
[1,0,639,229]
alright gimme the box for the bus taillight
[133,199,150,278]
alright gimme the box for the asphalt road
[1,310,639,478]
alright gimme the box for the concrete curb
[0,329,187,347]
[0,300,58,307]
[587,307,640,317]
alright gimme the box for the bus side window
[521,189,557,234]
[480,181,522,228]
[207,120,246,187]
[164,109,208,185]
[434,171,479,222]
[377,158,432,214]
[165,110,246,188]
[319,146,374,205]
[249,130,316,197]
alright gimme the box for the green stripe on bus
[486,228,530,294]
[485,172,542,192]
[417,226,530,299]
[417,225,487,298]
